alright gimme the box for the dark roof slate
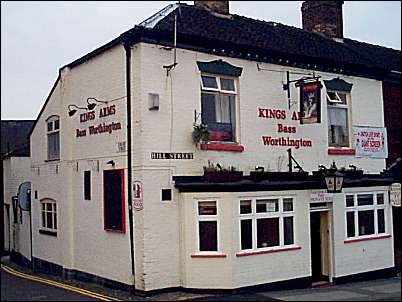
[1,120,34,157]
[150,4,400,73]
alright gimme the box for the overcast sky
[1,1,401,120]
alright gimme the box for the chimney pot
[194,1,229,15]
[301,1,344,39]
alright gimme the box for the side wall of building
[332,186,394,278]
[2,157,32,262]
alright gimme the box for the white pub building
[25,0,399,293]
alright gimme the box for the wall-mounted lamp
[106,160,115,167]
[68,104,88,117]
[86,97,108,111]
[324,162,344,194]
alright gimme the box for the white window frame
[238,196,296,252]
[46,115,60,161]
[200,73,239,143]
[201,74,237,94]
[344,191,388,240]
[40,198,57,233]
[195,199,221,254]
[327,90,351,148]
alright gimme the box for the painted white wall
[136,42,386,176]
[31,44,134,285]
[2,156,32,261]
[31,75,65,268]
[332,186,394,277]
[180,190,310,289]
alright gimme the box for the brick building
[23,0,402,293]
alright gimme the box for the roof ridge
[344,37,401,52]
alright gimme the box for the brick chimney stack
[194,1,229,15]
[301,1,344,39]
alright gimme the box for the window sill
[39,229,57,237]
[328,149,355,155]
[344,234,391,244]
[236,246,302,257]
[104,228,126,233]
[200,143,244,152]
[44,158,60,163]
[190,253,227,258]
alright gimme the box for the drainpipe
[124,40,136,286]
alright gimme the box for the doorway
[310,211,330,283]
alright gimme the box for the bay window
[197,201,219,252]
[239,197,295,251]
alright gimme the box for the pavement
[1,256,401,301]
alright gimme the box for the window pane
[47,122,53,132]
[220,78,235,91]
[84,171,91,200]
[46,203,52,211]
[337,92,347,104]
[328,107,349,147]
[48,132,60,160]
[199,221,217,251]
[327,92,339,103]
[47,212,53,229]
[201,76,218,89]
[257,218,279,248]
[216,95,234,124]
[42,203,45,211]
[201,93,217,125]
[241,219,253,250]
[54,213,57,230]
[54,119,60,130]
[283,198,293,212]
[240,200,252,214]
[346,212,355,237]
[358,210,375,236]
[377,209,385,233]
[198,201,217,215]
[346,195,354,207]
[284,217,294,245]
[42,212,46,228]
[256,199,278,213]
[357,194,374,206]
[377,193,384,205]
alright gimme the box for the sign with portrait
[353,126,388,158]
[299,81,322,124]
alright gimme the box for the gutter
[123,37,136,288]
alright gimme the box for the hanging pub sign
[353,126,388,158]
[299,81,322,124]
[390,183,401,207]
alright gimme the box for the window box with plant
[202,162,243,183]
